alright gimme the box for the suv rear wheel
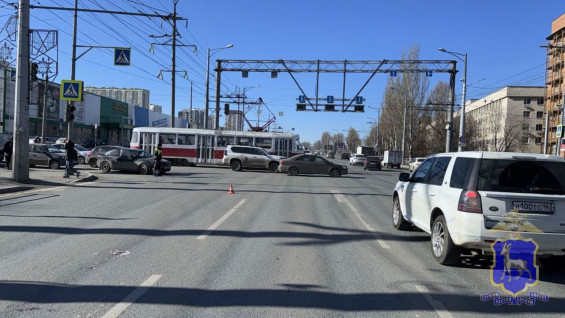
[230,160,242,171]
[431,215,461,265]
[268,162,279,172]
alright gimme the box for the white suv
[223,145,281,172]
[392,151,565,265]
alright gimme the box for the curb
[0,172,98,194]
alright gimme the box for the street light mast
[204,44,233,129]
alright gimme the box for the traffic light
[30,62,39,82]
[66,104,76,122]
[224,104,230,115]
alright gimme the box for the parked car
[86,145,124,167]
[223,145,281,172]
[29,136,58,144]
[326,151,335,159]
[97,148,171,174]
[28,143,66,169]
[52,144,89,164]
[350,154,366,166]
[340,153,350,160]
[279,154,348,177]
[392,151,565,265]
[363,156,382,171]
[409,157,426,172]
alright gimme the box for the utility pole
[171,0,178,128]
[41,71,49,143]
[189,81,192,128]
[68,0,78,139]
[12,0,30,182]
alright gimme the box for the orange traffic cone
[228,184,235,194]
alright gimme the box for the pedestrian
[2,136,13,170]
[64,139,80,178]
[153,143,162,177]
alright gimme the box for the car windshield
[136,150,152,158]
[366,156,380,161]
[75,145,87,151]
[477,159,565,194]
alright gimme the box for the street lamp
[439,47,467,152]
[205,44,234,129]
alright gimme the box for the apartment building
[461,86,545,154]
[85,87,150,109]
[225,110,244,131]
[544,13,565,156]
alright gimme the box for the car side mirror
[399,172,410,182]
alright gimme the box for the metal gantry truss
[214,59,457,112]
[214,59,458,151]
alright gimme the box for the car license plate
[512,201,555,214]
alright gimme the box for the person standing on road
[2,136,13,170]
[153,143,162,177]
[64,139,80,178]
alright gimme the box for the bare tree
[346,128,361,152]
[424,81,451,154]
[320,132,332,151]
[313,140,322,151]
[379,45,429,160]
[489,116,524,152]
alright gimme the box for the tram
[130,127,304,165]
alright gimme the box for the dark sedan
[86,145,124,167]
[340,153,350,160]
[278,154,348,177]
[363,156,382,171]
[97,148,171,175]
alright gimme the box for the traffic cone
[228,184,235,194]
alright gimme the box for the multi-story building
[85,87,150,109]
[459,86,545,154]
[544,13,565,156]
[178,109,206,128]
[149,104,162,113]
[225,110,244,131]
[208,115,217,130]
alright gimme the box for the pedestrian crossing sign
[60,80,83,101]
[114,48,131,66]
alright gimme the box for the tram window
[160,134,176,145]
[236,137,252,146]
[217,136,234,147]
[131,132,138,144]
[294,139,303,150]
[254,137,272,148]
[178,134,195,145]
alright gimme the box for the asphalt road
[0,162,563,317]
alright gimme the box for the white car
[392,151,565,265]
[349,154,365,166]
[409,157,426,172]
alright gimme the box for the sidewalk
[0,165,98,194]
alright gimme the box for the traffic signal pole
[12,0,31,182]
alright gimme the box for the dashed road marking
[415,285,454,318]
[102,274,162,318]
[197,199,247,240]
[332,189,390,249]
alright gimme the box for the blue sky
[1,0,563,143]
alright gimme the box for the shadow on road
[0,281,562,313]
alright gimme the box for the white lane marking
[415,285,454,318]
[197,199,247,240]
[102,274,162,318]
[332,189,390,249]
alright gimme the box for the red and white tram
[130,127,304,165]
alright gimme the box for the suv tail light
[458,190,482,213]
[86,151,92,156]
